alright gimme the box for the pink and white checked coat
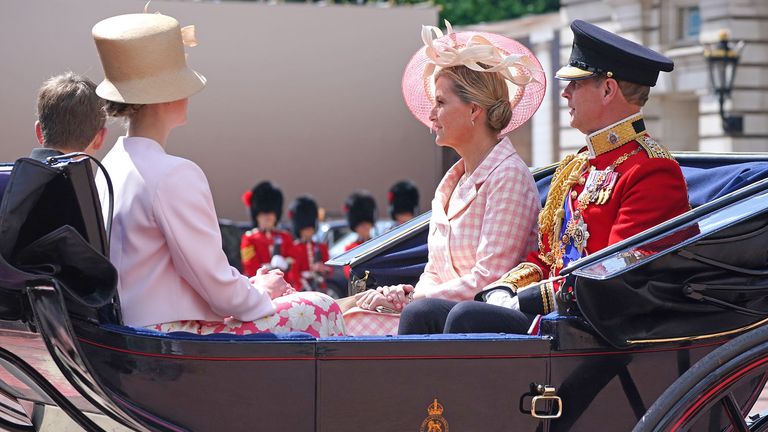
[344,137,540,335]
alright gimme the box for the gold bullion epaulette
[638,135,674,160]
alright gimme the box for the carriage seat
[0,164,12,198]
[534,159,768,209]
[100,323,317,341]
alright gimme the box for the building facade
[468,0,768,166]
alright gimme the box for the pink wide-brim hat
[92,13,206,104]
[402,24,546,135]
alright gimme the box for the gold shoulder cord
[537,153,590,267]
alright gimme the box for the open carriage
[2,152,768,431]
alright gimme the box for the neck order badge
[420,399,449,432]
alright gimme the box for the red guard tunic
[486,114,690,316]
[240,229,295,278]
[289,240,330,290]
[343,239,365,280]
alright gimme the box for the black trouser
[398,298,534,335]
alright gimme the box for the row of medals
[563,165,620,255]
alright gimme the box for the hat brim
[402,31,546,136]
[554,65,596,81]
[97,67,206,104]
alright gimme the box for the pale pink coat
[95,137,276,327]
[344,137,540,335]
[416,136,540,300]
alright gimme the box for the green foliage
[395,0,559,26]
[225,0,559,26]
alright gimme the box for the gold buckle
[530,385,562,419]
[349,270,370,295]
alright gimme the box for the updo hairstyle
[104,101,144,118]
[435,65,513,134]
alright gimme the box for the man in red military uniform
[399,19,691,335]
[287,195,331,291]
[240,181,295,279]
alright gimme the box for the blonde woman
[343,24,546,335]
[92,13,344,337]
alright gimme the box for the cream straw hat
[92,13,206,104]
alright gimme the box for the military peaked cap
[556,20,674,87]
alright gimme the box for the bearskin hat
[289,195,319,238]
[388,180,420,220]
[345,191,377,231]
[244,181,283,226]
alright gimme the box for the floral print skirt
[151,291,347,337]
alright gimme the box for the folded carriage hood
[571,174,768,348]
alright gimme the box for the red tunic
[288,240,330,290]
[343,239,365,279]
[532,138,690,280]
[240,229,294,278]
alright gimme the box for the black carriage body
[1,153,768,431]
[2,309,727,431]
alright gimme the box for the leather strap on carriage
[46,152,114,242]
[677,250,768,276]
[684,283,768,317]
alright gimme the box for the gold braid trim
[537,153,590,267]
[516,279,556,314]
[491,262,543,292]
[639,135,674,160]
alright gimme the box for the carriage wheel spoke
[721,392,749,431]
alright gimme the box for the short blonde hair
[435,65,512,133]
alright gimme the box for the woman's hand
[378,285,415,311]
[251,267,294,300]
[355,289,392,311]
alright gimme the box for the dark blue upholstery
[0,165,12,203]
[323,333,541,341]
[355,160,768,288]
[351,231,428,287]
[537,160,768,209]
[97,159,768,343]
[681,162,768,208]
[101,323,316,341]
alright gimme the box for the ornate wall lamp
[703,30,745,134]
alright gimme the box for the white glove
[484,289,520,310]
[270,255,289,271]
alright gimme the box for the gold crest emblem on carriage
[420,398,449,432]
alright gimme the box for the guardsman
[343,191,377,280]
[344,191,377,252]
[287,195,331,291]
[240,181,295,278]
[399,19,691,335]
[388,180,420,225]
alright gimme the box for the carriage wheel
[634,325,768,432]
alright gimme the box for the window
[678,6,701,41]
